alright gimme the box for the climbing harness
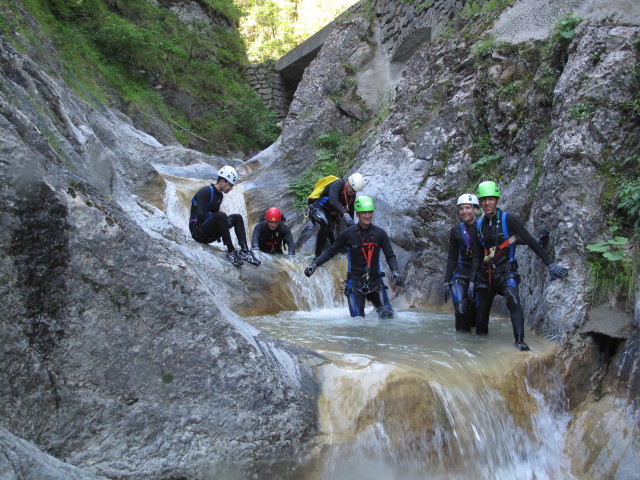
[477,210,516,286]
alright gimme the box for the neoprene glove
[444,284,450,303]
[467,281,475,300]
[548,262,568,280]
[304,264,317,277]
[392,271,403,287]
[344,214,355,227]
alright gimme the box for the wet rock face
[0,27,320,480]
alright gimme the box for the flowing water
[156,165,577,480]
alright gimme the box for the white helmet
[347,172,365,192]
[457,193,479,207]
[217,165,238,185]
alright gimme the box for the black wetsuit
[309,179,355,257]
[251,221,295,254]
[189,184,247,252]
[444,221,477,332]
[469,209,552,342]
[315,223,398,318]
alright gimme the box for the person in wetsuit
[308,172,365,258]
[444,193,480,332]
[251,207,295,255]
[304,195,403,318]
[468,181,569,351]
[189,165,261,267]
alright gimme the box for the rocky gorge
[1,0,640,479]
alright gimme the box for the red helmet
[265,207,282,222]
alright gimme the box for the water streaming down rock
[248,291,576,479]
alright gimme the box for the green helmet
[354,195,375,212]
[477,181,501,199]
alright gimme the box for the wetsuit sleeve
[324,180,347,215]
[281,224,295,254]
[506,214,553,265]
[379,229,399,272]
[194,186,215,223]
[314,227,350,267]
[444,226,458,283]
[251,221,266,249]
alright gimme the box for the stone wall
[248,61,292,119]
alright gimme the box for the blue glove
[548,262,568,280]
[392,271,403,287]
[344,214,355,227]
[444,284,450,303]
[304,264,317,277]
[467,281,475,300]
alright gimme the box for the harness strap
[483,235,517,262]
[360,242,375,280]
[342,182,351,213]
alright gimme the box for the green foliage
[237,0,358,61]
[587,232,638,309]
[549,12,582,44]
[400,0,433,13]
[568,102,595,121]
[587,236,629,261]
[472,36,496,58]
[12,0,279,154]
[630,62,640,116]
[586,153,640,309]
[617,155,640,227]
[289,129,357,211]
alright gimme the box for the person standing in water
[444,193,480,332]
[189,165,261,267]
[304,195,403,318]
[468,181,569,351]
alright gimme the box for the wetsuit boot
[239,243,261,265]
[226,250,243,267]
[515,335,530,351]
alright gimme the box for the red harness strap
[360,242,376,280]
[484,236,516,285]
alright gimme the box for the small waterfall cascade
[249,310,576,480]
[154,162,347,311]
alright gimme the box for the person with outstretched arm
[304,196,403,318]
[468,181,569,351]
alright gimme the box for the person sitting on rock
[304,195,403,318]
[189,165,261,267]
[251,207,295,255]
[468,181,569,351]
[444,193,480,332]
[308,172,364,258]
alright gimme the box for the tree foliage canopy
[236,0,358,61]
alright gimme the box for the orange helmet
[265,207,282,222]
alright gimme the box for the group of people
[443,181,569,351]
[189,167,569,349]
[188,166,403,318]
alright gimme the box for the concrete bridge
[274,21,335,83]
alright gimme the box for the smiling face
[357,210,374,228]
[458,203,478,224]
[479,196,499,218]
